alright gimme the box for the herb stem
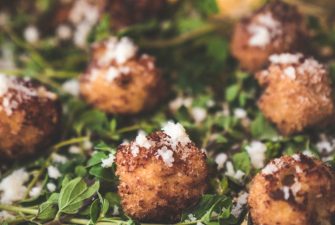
[139,23,217,48]
[0,204,38,215]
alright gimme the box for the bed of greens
[0,0,335,224]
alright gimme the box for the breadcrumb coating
[249,154,335,225]
[0,76,61,159]
[256,53,334,135]
[230,0,306,72]
[115,130,208,222]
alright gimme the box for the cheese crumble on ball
[0,74,61,159]
[80,37,165,115]
[256,53,334,135]
[115,122,208,222]
[249,154,335,225]
[230,0,307,72]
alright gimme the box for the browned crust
[249,154,335,225]
[115,131,208,222]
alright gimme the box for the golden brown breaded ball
[230,0,306,72]
[79,37,165,115]
[0,74,61,160]
[256,53,334,135]
[115,122,208,222]
[249,154,335,225]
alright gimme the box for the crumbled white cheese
[114,37,138,64]
[215,153,228,170]
[297,58,325,76]
[231,192,248,218]
[302,150,315,158]
[262,163,278,175]
[112,205,120,216]
[269,53,302,64]
[233,108,247,119]
[99,37,138,66]
[47,166,61,179]
[283,66,296,80]
[62,79,80,97]
[101,154,115,168]
[190,107,207,123]
[186,214,197,222]
[83,140,93,150]
[246,141,267,169]
[169,96,193,112]
[161,121,191,149]
[56,24,72,40]
[291,178,301,196]
[282,186,290,200]
[47,183,56,192]
[156,146,174,167]
[134,131,151,149]
[24,25,39,44]
[292,154,301,161]
[225,161,245,183]
[0,169,29,204]
[248,12,281,47]
[0,211,15,221]
[51,153,68,164]
[316,134,335,153]
[29,185,42,198]
[69,145,81,154]
[106,67,120,82]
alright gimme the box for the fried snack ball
[0,74,61,160]
[79,37,165,115]
[230,0,306,72]
[115,122,208,222]
[256,53,334,135]
[249,154,335,225]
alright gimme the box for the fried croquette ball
[230,0,306,72]
[79,37,165,115]
[107,0,167,29]
[256,53,334,135]
[249,154,335,225]
[0,74,61,160]
[115,122,208,222]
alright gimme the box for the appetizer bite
[256,53,334,135]
[249,154,335,225]
[79,37,165,115]
[230,0,306,72]
[115,122,208,222]
[0,74,61,160]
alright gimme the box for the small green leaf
[233,152,251,175]
[37,201,58,221]
[225,84,239,103]
[251,113,278,140]
[58,178,100,215]
[90,199,101,224]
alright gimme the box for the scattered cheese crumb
[231,192,248,218]
[62,79,80,97]
[269,53,302,64]
[112,205,120,216]
[0,169,29,204]
[233,108,247,119]
[130,131,151,157]
[156,146,174,167]
[29,185,42,198]
[47,183,56,192]
[69,145,81,154]
[47,166,61,179]
[169,96,193,112]
[0,74,9,96]
[246,141,267,169]
[248,12,281,47]
[56,24,72,40]
[225,161,245,183]
[283,66,296,80]
[51,153,68,164]
[106,67,120,82]
[282,186,290,200]
[24,25,39,44]
[161,121,191,149]
[0,211,15,221]
[190,107,207,123]
[101,154,116,168]
[215,153,228,170]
